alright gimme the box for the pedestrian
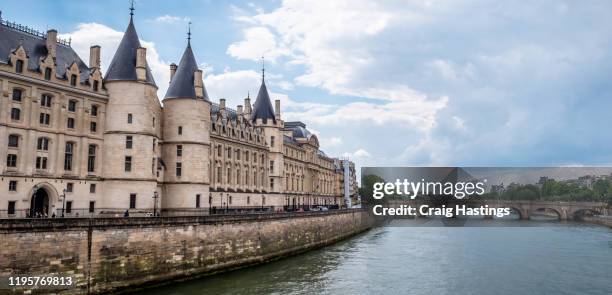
[124,209,129,218]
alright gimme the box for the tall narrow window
[93,80,99,91]
[126,136,133,149]
[176,145,182,157]
[90,184,96,193]
[87,145,96,173]
[125,156,132,172]
[70,74,77,86]
[37,137,49,150]
[39,113,51,125]
[90,122,97,133]
[178,126,183,135]
[176,162,182,177]
[8,201,16,215]
[127,113,133,124]
[66,201,73,213]
[44,68,52,80]
[89,201,95,213]
[64,142,74,171]
[91,105,98,116]
[9,181,17,191]
[68,100,77,112]
[271,136,275,147]
[129,194,137,209]
[66,183,73,192]
[67,117,75,129]
[12,89,22,101]
[41,94,52,107]
[269,160,274,173]
[35,156,48,169]
[8,135,19,148]
[10,108,20,120]
[196,194,201,208]
[15,60,23,73]
[6,154,17,167]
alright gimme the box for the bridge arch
[531,207,563,220]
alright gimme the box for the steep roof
[0,22,90,84]
[164,43,209,100]
[104,17,156,86]
[251,79,276,123]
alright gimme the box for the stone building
[0,11,354,217]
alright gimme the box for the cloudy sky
[3,0,612,170]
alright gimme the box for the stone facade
[0,209,374,294]
[0,13,355,217]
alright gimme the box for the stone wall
[0,209,373,294]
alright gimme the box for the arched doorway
[30,187,50,217]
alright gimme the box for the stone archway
[28,183,59,218]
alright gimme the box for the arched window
[70,74,77,86]
[8,134,19,148]
[37,137,49,151]
[64,142,74,171]
[44,68,52,80]
[87,145,96,173]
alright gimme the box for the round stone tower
[161,36,211,209]
[102,12,162,211]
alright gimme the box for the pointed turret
[251,60,275,124]
[104,11,156,86]
[164,40,209,99]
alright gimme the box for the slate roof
[165,42,209,100]
[0,22,91,84]
[251,79,276,124]
[104,16,156,86]
[285,121,313,139]
[210,102,238,121]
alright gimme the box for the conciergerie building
[0,10,357,217]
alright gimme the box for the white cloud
[226,27,290,62]
[154,15,189,23]
[343,148,371,159]
[62,22,170,98]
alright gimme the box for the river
[138,219,612,295]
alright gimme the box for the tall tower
[102,7,162,211]
[161,26,211,209]
[251,62,284,194]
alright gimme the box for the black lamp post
[60,189,66,218]
[153,191,159,217]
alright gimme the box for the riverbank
[0,209,374,294]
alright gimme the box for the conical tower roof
[104,15,156,86]
[251,73,275,124]
[164,42,209,100]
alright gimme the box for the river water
[140,219,612,295]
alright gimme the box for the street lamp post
[61,189,66,218]
[153,191,159,217]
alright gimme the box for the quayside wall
[0,209,374,294]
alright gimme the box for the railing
[0,205,345,219]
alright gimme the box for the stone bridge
[481,200,606,220]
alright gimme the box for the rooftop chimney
[275,99,281,120]
[46,29,57,59]
[194,69,203,98]
[237,105,243,115]
[220,98,226,110]
[244,97,251,114]
[136,47,147,81]
[169,63,177,82]
[89,45,101,69]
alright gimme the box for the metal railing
[0,205,345,219]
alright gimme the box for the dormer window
[15,60,24,73]
[70,74,77,86]
[44,68,52,80]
